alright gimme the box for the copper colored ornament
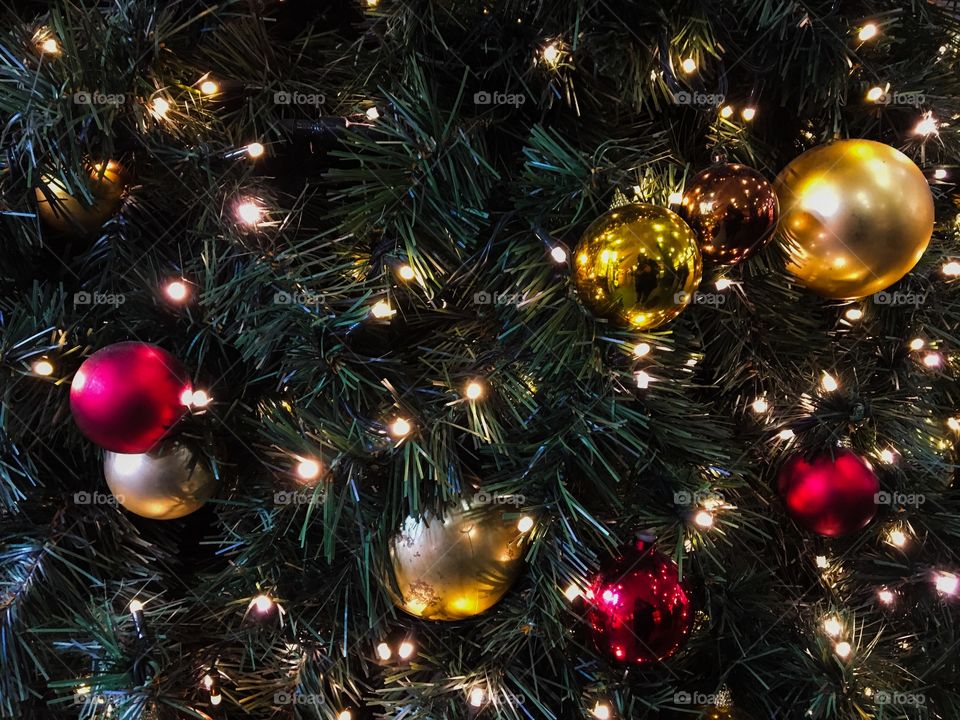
[776,139,933,299]
[34,160,127,238]
[585,539,693,665]
[388,499,529,620]
[70,342,192,453]
[104,442,217,519]
[679,163,779,265]
[777,449,879,537]
[572,203,702,330]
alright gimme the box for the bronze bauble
[35,161,126,238]
[776,139,933,299]
[388,500,529,620]
[103,443,216,520]
[572,203,702,329]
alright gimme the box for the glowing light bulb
[778,429,796,440]
[190,390,211,407]
[592,702,612,720]
[914,112,939,137]
[934,168,948,180]
[821,372,838,392]
[834,641,852,658]
[887,528,908,547]
[164,280,189,302]
[296,458,321,481]
[935,572,959,595]
[370,300,395,318]
[710,278,731,291]
[250,594,274,613]
[550,246,567,263]
[469,687,485,707]
[200,80,219,95]
[948,417,960,433]
[376,642,392,660]
[210,692,222,706]
[390,417,411,438]
[633,342,651,358]
[542,43,562,65]
[680,57,697,74]
[151,97,170,118]
[877,588,895,605]
[365,107,380,121]
[397,641,415,659]
[465,380,484,400]
[858,23,879,41]
[236,200,262,225]
[866,86,885,102]
[815,555,829,569]
[32,359,54,376]
[720,105,734,119]
[635,370,651,389]
[943,260,960,276]
[880,448,896,464]
[822,616,842,637]
[129,599,144,613]
[741,107,756,121]
[366,0,379,6]
[752,397,769,413]
[398,264,416,280]
[845,307,863,321]
[41,38,60,54]
[337,711,352,720]
[923,352,941,368]
[246,142,265,158]
[693,509,714,528]
[517,516,534,533]
[909,338,925,351]
[667,191,683,205]
[564,583,581,601]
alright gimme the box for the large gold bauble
[572,203,702,329]
[34,161,126,238]
[388,500,528,620]
[775,139,933,300]
[103,442,217,520]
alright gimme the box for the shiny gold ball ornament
[572,203,703,329]
[34,161,127,238]
[388,500,529,620]
[776,139,934,299]
[103,442,217,520]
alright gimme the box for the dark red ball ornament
[70,342,191,453]
[585,539,693,665]
[777,449,879,537]
[678,163,779,265]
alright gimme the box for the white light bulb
[246,142,265,158]
[668,191,684,205]
[720,105,734,119]
[32,359,54,376]
[693,509,714,528]
[296,458,321,481]
[236,200,262,225]
[542,43,562,65]
[778,429,796,440]
[935,572,959,595]
[390,418,412,438]
[815,555,829,569]
[164,280,189,302]
[943,260,960,276]
[151,97,170,118]
[365,107,380,121]
[469,687,485,707]
[822,616,842,637]
[887,528,908,548]
[914,112,939,137]
[909,338,925,351]
[517,516,534,533]
[866,86,885,102]
[880,448,896,464]
[923,352,941,368]
[752,397,769,413]
[398,264,416,280]
[741,107,757,121]
[834,641,852,659]
[934,168,948,180]
[190,389,211,408]
[376,642,392,660]
[564,583,581,601]
[715,278,734,291]
[250,594,273,613]
[948,417,960,433]
[821,371,838,392]
[41,38,60,54]
[633,342,651,358]
[550,246,568,263]
[858,23,879,41]
[200,79,219,95]
[680,57,697,74]
[371,300,395,318]
[592,702,612,720]
[845,307,863,321]
[397,641,415,659]
[877,589,895,605]
[635,370,651,389]
[465,381,484,400]
[129,599,144,613]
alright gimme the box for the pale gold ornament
[776,139,933,299]
[34,160,126,237]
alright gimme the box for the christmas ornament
[776,139,933,299]
[70,342,191,454]
[388,499,529,620]
[678,163,779,265]
[585,539,693,664]
[776,449,879,537]
[104,442,216,519]
[572,203,702,329]
[34,161,127,238]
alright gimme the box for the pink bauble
[70,342,191,453]
[777,449,879,537]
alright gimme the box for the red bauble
[777,449,879,537]
[70,342,191,453]
[585,539,693,665]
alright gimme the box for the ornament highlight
[70,342,191,453]
[776,139,933,299]
[585,539,693,664]
[34,161,126,238]
[388,499,528,620]
[679,163,779,265]
[777,449,879,536]
[104,442,216,519]
[573,203,702,329]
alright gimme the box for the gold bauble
[572,203,702,329]
[103,443,217,520]
[388,500,529,620]
[35,161,126,237]
[776,139,933,299]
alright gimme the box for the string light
[250,594,274,613]
[517,516,534,533]
[741,107,756,121]
[914,112,939,137]
[948,417,960,433]
[366,0,379,7]
[934,572,959,595]
[866,86,885,102]
[858,23,879,42]
[715,278,734,291]
[190,389,211,408]
[365,107,380,121]
[592,702,612,720]
[150,97,171,118]
[877,588,895,605]
[376,642,392,660]
[834,641,852,659]
[879,448,897,464]
[635,370,651,389]
[909,337,925,351]
[922,352,941,368]
[397,263,416,280]
[820,371,838,392]
[542,42,562,66]
[397,640,415,659]
[164,279,189,303]
[32,358,54,376]
[815,555,829,569]
[550,246,568,263]
[389,417,412,438]
[337,711,352,720]
[720,105,734,119]
[845,307,863,321]
[934,168,948,180]
[633,342,651,358]
[752,397,769,413]
[468,687,485,707]
[693,509,714,528]
[680,57,697,74]
[465,380,484,400]
[370,300,395,318]
[200,79,219,95]
[564,583,581,601]
[778,429,796,440]
[246,142,265,158]
[40,37,60,54]
[235,200,262,225]
[887,528,908,548]
[822,616,842,637]
[129,599,144,614]
[202,674,222,706]
[942,260,960,276]
[296,458,321,481]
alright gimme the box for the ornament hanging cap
[608,187,632,209]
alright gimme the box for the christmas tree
[2,0,960,718]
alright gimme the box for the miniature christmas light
[834,641,852,658]
[935,572,959,595]
[858,23,879,41]
[468,687,485,707]
[190,390,211,408]
[845,307,863,321]
[564,583,581,601]
[250,594,274,613]
[866,86,884,102]
[236,200,262,225]
[821,372,838,392]
[909,338,925,351]
[693,509,714,528]
[151,97,170,118]
[246,142,265,158]
[200,80,219,95]
[397,264,416,280]
[517,516,534,533]
[550,246,568,263]
[887,528,908,548]
[296,458,322,481]
[914,112,939,137]
[164,280,189,303]
[32,358,54,376]
[365,107,380,121]
[943,260,960,276]
[41,37,60,54]
[397,640,415,659]
[542,43,562,66]
[633,342,651,358]
[371,300,395,318]
[390,417,412,437]
[741,107,756,121]
[822,616,842,637]
[592,702,612,719]
[465,380,484,400]
[720,105,734,118]
[680,57,697,74]
[752,397,769,413]
[376,642,392,660]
